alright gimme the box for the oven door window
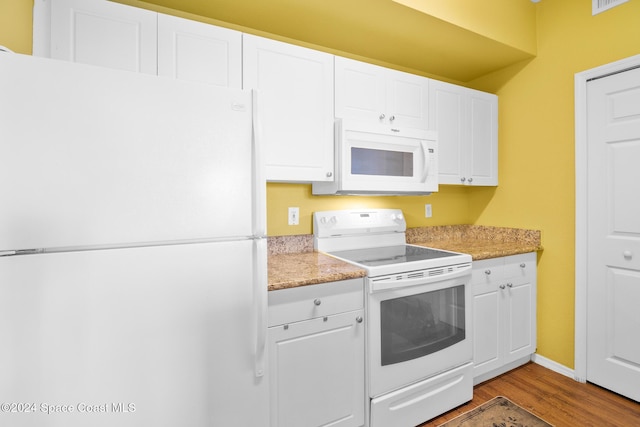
[380,285,465,366]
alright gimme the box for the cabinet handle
[507,283,513,288]
[326,171,333,178]
[485,269,491,275]
[461,177,466,183]
[520,263,526,268]
[468,177,473,183]
[389,115,395,122]
[314,299,322,306]
[356,316,363,323]
[379,114,386,120]
[499,284,506,289]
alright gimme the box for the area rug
[437,396,553,427]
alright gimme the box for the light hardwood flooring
[418,362,640,426]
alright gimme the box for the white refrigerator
[0,53,268,426]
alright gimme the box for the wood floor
[418,362,640,427]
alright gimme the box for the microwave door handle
[420,141,429,183]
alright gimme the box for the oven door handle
[369,266,471,293]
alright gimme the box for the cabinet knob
[379,114,386,120]
[468,177,473,183]
[461,177,466,183]
[314,299,322,306]
[623,251,633,259]
[485,269,491,275]
[356,316,363,323]
[507,283,513,288]
[326,171,333,178]
[499,284,506,289]
[520,263,526,268]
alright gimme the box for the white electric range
[314,209,474,427]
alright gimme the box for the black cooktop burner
[329,244,457,268]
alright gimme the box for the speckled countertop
[406,225,543,260]
[267,235,366,291]
[267,225,543,291]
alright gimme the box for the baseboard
[532,354,583,382]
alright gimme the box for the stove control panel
[313,209,406,238]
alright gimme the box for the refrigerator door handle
[251,89,267,238]
[253,238,268,378]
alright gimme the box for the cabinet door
[429,81,498,186]
[335,56,386,124]
[243,34,334,182]
[472,258,504,377]
[268,310,365,427]
[502,254,537,364]
[158,14,241,88]
[49,0,157,74]
[429,80,466,185]
[468,91,498,186]
[386,69,429,130]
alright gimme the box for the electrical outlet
[425,204,432,218]
[288,207,300,225]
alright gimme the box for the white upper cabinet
[243,34,335,182]
[335,56,429,131]
[157,14,241,88]
[42,0,158,74]
[35,0,241,87]
[429,80,498,186]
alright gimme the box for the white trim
[32,0,52,57]
[574,53,640,384]
[532,354,577,381]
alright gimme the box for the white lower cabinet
[268,279,365,427]
[472,253,537,384]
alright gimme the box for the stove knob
[319,216,327,225]
[329,216,337,224]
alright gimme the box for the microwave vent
[592,0,628,15]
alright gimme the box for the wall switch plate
[425,204,432,218]
[288,207,300,225]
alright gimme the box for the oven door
[367,268,472,398]
[337,119,438,194]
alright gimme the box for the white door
[386,69,429,130]
[157,14,241,88]
[49,0,157,73]
[243,34,334,182]
[586,66,640,402]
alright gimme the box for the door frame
[574,53,640,382]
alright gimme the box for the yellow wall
[4,0,640,370]
[0,0,32,54]
[469,0,640,368]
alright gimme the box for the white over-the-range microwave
[312,119,438,195]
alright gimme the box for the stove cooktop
[328,244,458,268]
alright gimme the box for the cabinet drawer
[472,258,503,295]
[268,278,364,327]
[503,253,536,279]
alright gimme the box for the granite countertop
[267,225,543,290]
[406,225,543,260]
[267,235,366,291]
